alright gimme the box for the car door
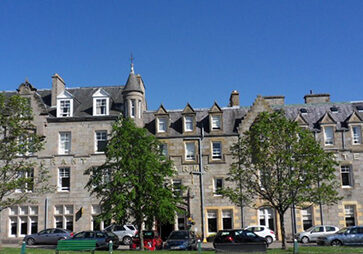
[357,227,363,245]
[344,228,358,245]
[310,226,324,241]
[36,229,50,244]
[43,229,56,244]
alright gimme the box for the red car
[130,230,163,251]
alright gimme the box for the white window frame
[95,130,107,153]
[92,89,110,116]
[58,167,70,192]
[324,126,334,146]
[341,165,353,188]
[214,178,223,196]
[138,100,142,118]
[59,100,71,117]
[211,115,221,130]
[157,117,167,133]
[184,116,194,132]
[212,141,222,160]
[130,99,136,118]
[185,142,196,161]
[8,206,38,237]
[56,91,74,117]
[59,132,71,155]
[344,205,356,227]
[352,126,362,145]
[54,205,74,230]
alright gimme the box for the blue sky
[1,0,363,110]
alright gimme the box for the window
[301,207,313,230]
[58,168,70,191]
[54,205,74,230]
[341,165,353,187]
[222,210,232,229]
[15,169,34,193]
[160,143,168,156]
[211,115,221,130]
[344,205,356,227]
[185,142,195,161]
[59,100,71,117]
[312,226,324,233]
[352,126,362,144]
[157,118,167,133]
[59,132,71,154]
[214,178,223,195]
[95,131,107,153]
[91,205,104,231]
[207,210,217,234]
[131,99,136,118]
[8,206,38,237]
[185,116,193,132]
[173,179,182,196]
[138,100,142,118]
[258,207,275,232]
[324,126,334,145]
[212,142,222,159]
[96,99,107,115]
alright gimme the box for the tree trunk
[278,211,286,249]
[138,223,144,251]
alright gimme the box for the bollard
[197,239,202,254]
[20,241,26,254]
[108,240,113,254]
[293,238,299,254]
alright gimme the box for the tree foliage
[222,111,340,249]
[85,117,183,249]
[0,94,50,211]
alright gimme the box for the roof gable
[92,88,110,98]
[57,90,74,99]
[294,113,309,126]
[346,111,363,123]
[209,102,222,113]
[319,112,337,124]
[155,104,168,115]
[182,103,195,114]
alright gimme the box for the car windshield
[305,226,315,232]
[169,231,189,240]
[336,228,348,234]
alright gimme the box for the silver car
[295,225,339,243]
[23,228,73,245]
[104,224,137,245]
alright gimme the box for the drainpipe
[45,198,49,229]
[314,131,324,225]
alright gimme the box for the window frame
[58,167,70,192]
[214,178,223,196]
[157,117,167,133]
[184,116,194,132]
[57,99,73,117]
[59,132,71,155]
[352,125,362,145]
[95,130,107,153]
[211,115,221,130]
[185,142,196,161]
[323,126,334,146]
[212,141,222,160]
[341,165,353,188]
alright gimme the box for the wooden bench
[55,240,97,254]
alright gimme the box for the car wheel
[26,238,35,245]
[113,244,119,249]
[331,240,342,246]
[123,236,132,245]
[266,236,273,244]
[301,236,309,244]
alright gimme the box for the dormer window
[92,88,110,116]
[57,90,74,117]
[157,117,167,133]
[185,116,194,132]
[211,115,221,130]
[324,126,334,145]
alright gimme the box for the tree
[221,111,340,249]
[0,94,51,247]
[85,117,183,250]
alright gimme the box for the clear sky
[1,0,363,110]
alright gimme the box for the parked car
[213,229,268,249]
[64,230,119,250]
[164,230,197,250]
[317,226,363,246]
[295,225,339,243]
[245,225,276,244]
[23,228,73,245]
[130,230,163,250]
[104,224,137,245]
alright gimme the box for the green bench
[55,240,97,254]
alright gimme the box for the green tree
[0,94,50,211]
[221,111,340,249]
[85,117,182,250]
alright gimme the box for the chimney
[229,90,240,107]
[51,73,65,107]
[263,96,285,105]
[304,93,330,104]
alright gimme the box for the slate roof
[123,72,143,93]
[143,101,363,136]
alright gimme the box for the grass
[2,246,363,254]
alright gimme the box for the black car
[213,229,268,250]
[164,230,198,250]
[64,230,119,249]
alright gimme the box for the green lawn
[2,246,363,254]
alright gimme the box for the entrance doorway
[258,207,275,232]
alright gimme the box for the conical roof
[123,67,143,93]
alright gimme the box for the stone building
[1,65,363,243]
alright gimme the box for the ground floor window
[258,207,275,232]
[91,204,107,231]
[54,205,74,231]
[222,210,232,229]
[301,207,313,230]
[345,205,356,227]
[8,206,38,237]
[207,210,217,234]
